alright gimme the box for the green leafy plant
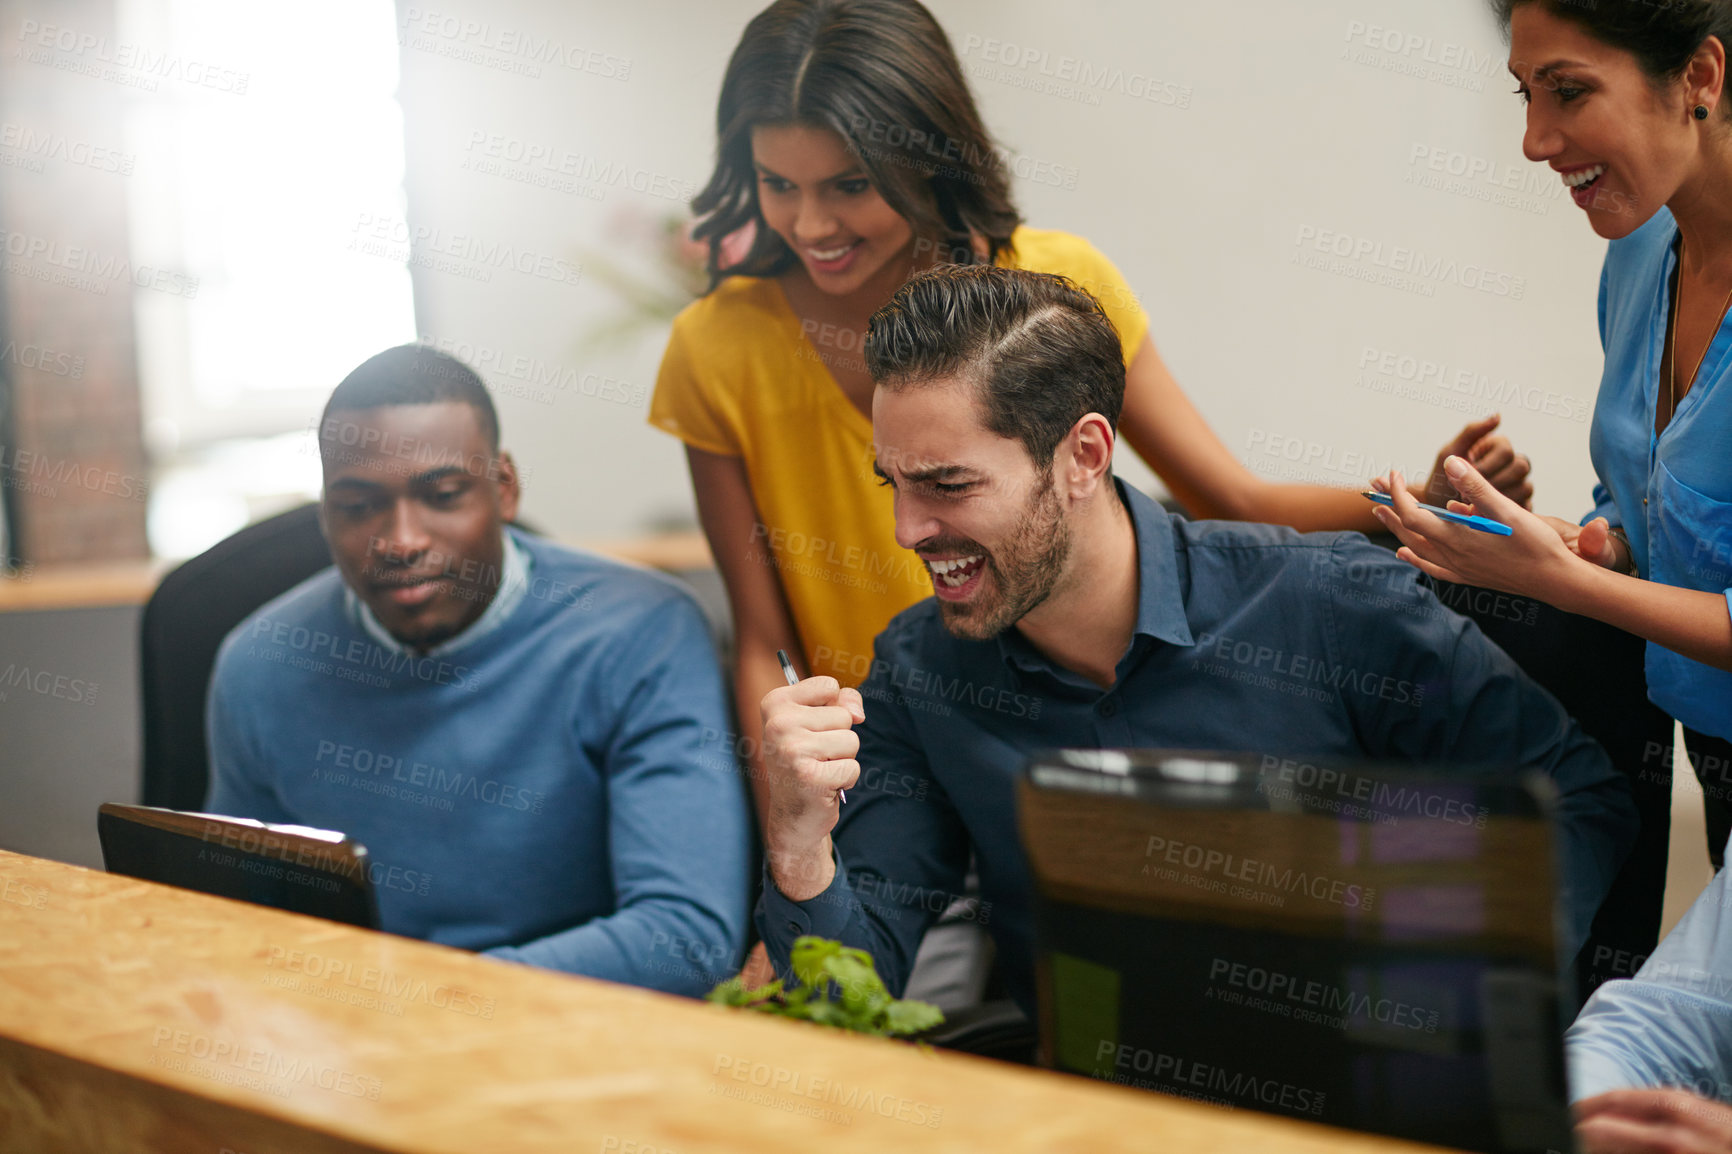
[706,936,945,1038]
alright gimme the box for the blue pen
[1362,490,1513,536]
[777,648,846,803]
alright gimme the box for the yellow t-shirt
[649,226,1151,685]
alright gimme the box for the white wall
[394,0,1607,540]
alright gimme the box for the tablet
[98,802,380,929]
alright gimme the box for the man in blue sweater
[205,345,750,996]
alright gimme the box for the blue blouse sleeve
[1583,257,1621,530]
[1597,255,1611,352]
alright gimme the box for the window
[122,0,416,557]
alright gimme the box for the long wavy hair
[691,0,1022,290]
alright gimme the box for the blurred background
[0,0,1613,566]
[0,0,1713,928]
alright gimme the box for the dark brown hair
[865,265,1124,470]
[692,0,1021,288]
[1494,0,1732,115]
[322,345,499,453]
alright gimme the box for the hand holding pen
[1369,460,1592,603]
[757,652,863,902]
[777,650,847,803]
[1362,487,1512,536]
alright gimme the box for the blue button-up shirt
[1587,206,1732,739]
[1567,834,1732,1101]
[759,483,1636,1017]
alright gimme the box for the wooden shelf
[0,559,167,613]
[0,532,715,615]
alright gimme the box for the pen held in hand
[776,648,846,804]
[1361,491,1514,537]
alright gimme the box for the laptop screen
[1020,750,1573,1154]
[99,803,380,930]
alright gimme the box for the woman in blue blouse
[1378,0,1732,872]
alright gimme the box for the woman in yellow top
[651,0,1536,809]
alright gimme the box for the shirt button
[1098,698,1119,718]
[786,921,802,934]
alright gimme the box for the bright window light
[123,0,415,558]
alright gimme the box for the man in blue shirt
[755,265,1636,1019]
[1566,831,1732,1151]
[206,345,750,996]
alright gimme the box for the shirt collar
[345,529,533,659]
[996,478,1194,674]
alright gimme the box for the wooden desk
[0,851,1457,1153]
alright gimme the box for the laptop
[1019,750,1574,1154]
[98,803,380,929]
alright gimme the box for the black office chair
[920,1000,1035,1062]
[139,503,333,810]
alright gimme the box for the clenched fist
[759,676,864,901]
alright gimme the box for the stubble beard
[938,473,1071,642]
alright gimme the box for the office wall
[0,607,140,868]
[393,0,1605,540]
